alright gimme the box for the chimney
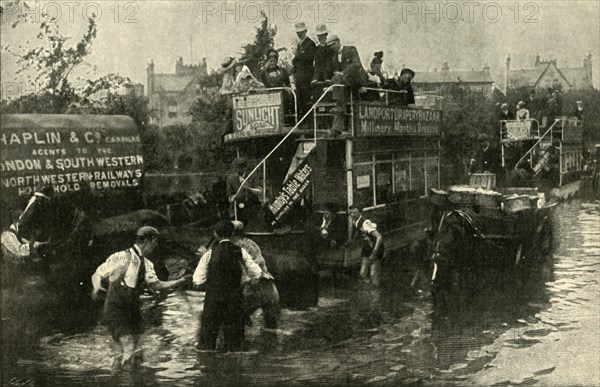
[442,62,449,72]
[176,57,184,74]
[147,60,154,102]
[505,54,511,93]
[584,53,593,85]
[535,53,540,67]
[483,64,490,74]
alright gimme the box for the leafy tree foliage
[239,11,277,75]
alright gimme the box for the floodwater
[2,200,599,386]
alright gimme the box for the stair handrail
[232,84,345,220]
[514,118,560,171]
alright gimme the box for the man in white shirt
[1,210,49,264]
[91,226,191,367]
[349,205,384,287]
[193,220,262,351]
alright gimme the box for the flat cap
[136,226,160,237]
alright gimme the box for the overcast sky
[1,0,599,96]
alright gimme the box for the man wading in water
[91,226,191,368]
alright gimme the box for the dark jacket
[499,110,515,121]
[313,45,336,83]
[385,80,415,107]
[293,37,316,81]
[206,241,243,295]
[259,66,291,88]
[330,46,363,74]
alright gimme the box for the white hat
[295,21,307,32]
[219,56,238,73]
[315,23,328,35]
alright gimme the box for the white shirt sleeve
[1,231,31,258]
[361,219,378,235]
[241,248,262,280]
[144,258,159,284]
[193,250,212,286]
[94,251,128,279]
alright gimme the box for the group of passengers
[219,21,417,137]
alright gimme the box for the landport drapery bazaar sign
[1,115,144,197]
[354,104,442,136]
[226,90,284,141]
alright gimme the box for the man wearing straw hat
[292,21,316,119]
[312,23,335,85]
[219,55,239,95]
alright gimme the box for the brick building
[147,57,210,128]
[505,53,593,91]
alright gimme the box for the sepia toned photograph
[1,1,599,385]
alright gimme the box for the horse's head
[431,210,480,283]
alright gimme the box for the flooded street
[3,200,599,386]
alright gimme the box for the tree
[239,11,277,75]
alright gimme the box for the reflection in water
[2,200,599,386]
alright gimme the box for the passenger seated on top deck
[259,49,294,124]
[498,103,515,121]
[219,56,239,95]
[516,101,530,121]
[259,49,291,88]
[327,34,369,136]
[234,65,265,94]
[385,68,416,108]
[362,51,387,102]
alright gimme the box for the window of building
[168,101,177,118]
[354,150,439,208]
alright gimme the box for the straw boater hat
[501,103,509,109]
[400,68,415,78]
[326,33,340,45]
[315,23,328,36]
[219,56,237,73]
[295,21,307,32]
[517,101,525,108]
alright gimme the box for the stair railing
[232,84,345,221]
[514,118,561,171]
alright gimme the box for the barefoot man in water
[91,226,191,367]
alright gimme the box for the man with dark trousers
[193,220,262,351]
[311,23,335,87]
[91,226,192,367]
[327,34,369,136]
[292,21,316,119]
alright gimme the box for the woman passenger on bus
[259,49,291,88]
[259,49,294,124]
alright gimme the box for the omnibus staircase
[516,118,562,177]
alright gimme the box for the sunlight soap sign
[229,90,284,140]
